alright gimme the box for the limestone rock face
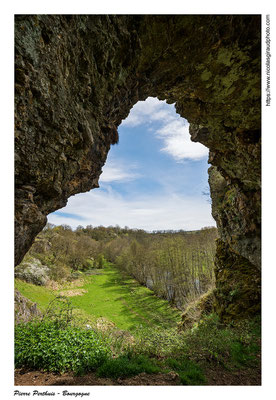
[14,289,42,324]
[214,240,261,323]
[15,15,261,320]
[15,257,50,286]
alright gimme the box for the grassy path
[15,265,181,332]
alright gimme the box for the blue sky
[48,97,216,231]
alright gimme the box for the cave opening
[48,97,216,232]
[14,15,261,384]
[14,13,261,335]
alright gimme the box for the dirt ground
[14,365,261,386]
[14,370,180,386]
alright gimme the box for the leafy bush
[41,296,74,330]
[230,341,259,366]
[183,313,260,366]
[49,260,71,281]
[133,327,186,357]
[15,321,111,374]
[95,254,107,269]
[165,358,206,385]
[96,354,160,379]
[82,258,94,270]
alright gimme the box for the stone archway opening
[15,15,261,321]
[48,97,215,233]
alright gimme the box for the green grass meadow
[15,265,181,332]
[15,279,56,311]
[15,264,260,383]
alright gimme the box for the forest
[16,224,217,311]
[14,224,261,386]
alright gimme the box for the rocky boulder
[15,257,50,286]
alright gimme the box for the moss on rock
[179,289,215,330]
[213,239,261,323]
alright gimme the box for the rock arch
[15,15,261,321]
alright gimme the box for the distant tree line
[23,223,217,309]
[111,227,217,309]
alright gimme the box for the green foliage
[15,223,260,382]
[15,271,260,381]
[69,271,83,280]
[41,296,74,330]
[49,260,71,281]
[95,254,107,269]
[83,258,94,270]
[15,278,55,312]
[183,314,260,367]
[230,341,259,366]
[165,358,206,385]
[96,354,160,379]
[134,327,186,357]
[21,224,217,312]
[15,321,111,374]
[23,225,101,279]
[132,314,260,371]
[114,228,217,309]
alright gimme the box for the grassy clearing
[15,265,261,384]
[15,265,181,332]
[67,265,181,331]
[15,279,56,311]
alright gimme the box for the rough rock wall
[15,289,41,324]
[15,15,261,320]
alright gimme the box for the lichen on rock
[15,257,50,286]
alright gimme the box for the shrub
[41,296,74,330]
[49,261,71,281]
[230,341,259,366]
[15,321,111,374]
[96,354,160,379]
[82,258,94,271]
[165,358,206,385]
[183,313,260,366]
[95,254,107,269]
[133,327,186,357]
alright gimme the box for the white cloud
[100,160,141,183]
[156,120,209,161]
[121,97,173,127]
[48,188,216,231]
[121,97,208,161]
